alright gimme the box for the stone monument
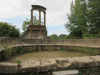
[21,5,49,39]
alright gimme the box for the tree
[0,22,20,38]
[21,16,46,37]
[48,34,59,39]
[51,34,58,37]
[64,0,88,39]
[58,34,67,39]
[22,16,44,32]
[87,0,100,36]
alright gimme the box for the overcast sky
[0,0,75,36]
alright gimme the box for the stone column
[39,10,41,25]
[31,10,33,25]
[44,11,46,26]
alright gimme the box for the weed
[46,44,49,48]
[29,46,33,52]
[7,48,12,57]
[36,71,39,74]
[67,67,72,70]
[72,68,75,70]
[38,45,42,51]
[17,60,22,65]
[3,44,6,48]
[31,72,34,75]
[79,72,82,75]
[60,47,64,51]
[62,44,66,51]
[3,49,9,59]
[12,48,17,55]
[90,67,95,72]
[46,44,50,50]
[86,70,89,74]
[89,57,92,59]
[34,46,38,51]
[60,49,64,51]
[16,46,24,55]
[49,45,54,51]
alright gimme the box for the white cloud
[0,0,75,36]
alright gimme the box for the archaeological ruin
[21,5,49,39]
[0,5,100,75]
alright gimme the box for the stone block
[56,58,69,64]
[52,70,79,75]
[0,62,18,73]
[73,56,94,68]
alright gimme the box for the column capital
[39,10,42,12]
[30,9,33,11]
[44,11,46,14]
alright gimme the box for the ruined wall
[21,30,47,39]
[0,38,100,49]
[0,37,100,74]
[1,44,100,61]
[21,25,48,39]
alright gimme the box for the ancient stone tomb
[21,5,48,39]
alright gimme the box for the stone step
[0,55,100,73]
[52,70,79,75]
[0,62,18,73]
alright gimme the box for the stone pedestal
[21,5,48,39]
[21,25,47,39]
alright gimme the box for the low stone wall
[1,44,100,61]
[0,37,100,50]
[0,55,100,75]
[0,45,76,61]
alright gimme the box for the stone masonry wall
[0,38,100,50]
[21,30,47,39]
[0,37,100,61]
[1,44,100,61]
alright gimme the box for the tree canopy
[0,22,20,38]
[64,0,100,39]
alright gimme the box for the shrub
[16,46,24,55]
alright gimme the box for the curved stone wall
[0,37,100,61]
[0,37,100,49]
[0,37,100,57]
